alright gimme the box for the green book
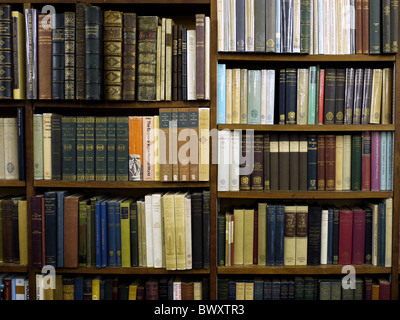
[351,134,362,191]
[33,114,43,180]
[95,117,108,181]
[76,116,86,181]
[300,0,311,54]
[308,66,317,124]
[247,70,261,124]
[330,278,342,300]
[369,0,381,54]
[107,116,116,181]
[129,201,138,267]
[78,199,89,266]
[116,116,129,182]
[304,276,316,300]
[217,215,226,267]
[294,276,305,300]
[84,116,95,181]
[61,116,77,181]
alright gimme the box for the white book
[245,0,254,51]
[173,278,182,300]
[229,130,240,191]
[293,0,301,53]
[229,0,236,51]
[4,117,18,180]
[161,18,166,100]
[217,0,225,51]
[337,0,344,55]
[145,194,154,267]
[224,0,230,51]
[174,192,187,270]
[42,113,52,180]
[276,0,281,52]
[205,16,210,100]
[151,193,163,268]
[260,70,268,124]
[232,68,241,124]
[320,209,329,264]
[225,68,232,124]
[187,30,197,100]
[344,0,351,54]
[342,135,352,190]
[385,198,393,267]
[323,0,330,54]
[331,0,337,54]
[184,193,192,269]
[0,118,4,179]
[36,274,44,301]
[266,70,276,124]
[217,130,231,191]
[318,0,324,54]
[310,0,316,54]
[165,19,173,101]
[15,276,26,300]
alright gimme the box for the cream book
[342,135,352,190]
[385,197,393,267]
[243,209,254,265]
[335,135,344,190]
[244,281,254,300]
[144,195,154,267]
[199,108,210,181]
[231,68,241,124]
[233,209,244,265]
[381,68,393,124]
[163,192,176,270]
[187,29,197,100]
[370,69,383,124]
[229,0,236,51]
[368,202,379,266]
[42,113,52,180]
[257,203,267,265]
[184,193,192,269]
[320,208,329,264]
[235,281,245,300]
[151,193,163,268]
[225,68,232,124]
[217,130,231,191]
[297,68,309,124]
[160,18,166,100]
[4,117,19,180]
[156,25,162,101]
[266,70,276,124]
[0,118,4,179]
[229,130,240,191]
[284,205,296,266]
[193,281,202,300]
[240,69,248,124]
[293,0,301,53]
[217,0,225,51]
[174,192,187,270]
[137,200,143,266]
[153,116,160,181]
[260,70,268,124]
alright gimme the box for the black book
[307,135,317,191]
[191,192,203,269]
[129,201,139,267]
[285,68,297,124]
[0,5,12,99]
[343,68,355,124]
[332,207,340,265]
[44,191,57,267]
[364,206,373,264]
[52,13,65,99]
[324,68,336,124]
[307,206,321,265]
[202,190,210,269]
[278,69,286,124]
[334,69,345,124]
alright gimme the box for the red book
[378,278,391,300]
[364,277,373,300]
[253,210,258,265]
[355,0,363,54]
[145,278,159,300]
[325,135,336,191]
[361,131,371,190]
[112,278,119,300]
[339,208,353,265]
[351,208,366,264]
[3,277,12,300]
[317,135,325,190]
[318,69,325,124]
[370,131,381,191]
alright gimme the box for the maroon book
[145,278,159,300]
[370,131,381,191]
[351,207,366,264]
[339,208,353,265]
[325,135,336,191]
[317,135,326,190]
[112,278,119,300]
[361,131,371,190]
[379,278,391,300]
[364,277,373,300]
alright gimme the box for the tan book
[244,281,254,300]
[385,197,393,267]
[342,135,352,190]
[153,116,160,181]
[245,0,254,51]
[243,209,254,265]
[335,135,344,190]
[297,68,309,124]
[193,281,202,300]
[369,69,383,124]
[235,281,245,300]
[165,18,173,101]
[4,117,19,180]
[284,205,296,266]
[240,69,248,124]
[295,204,308,265]
[18,199,28,266]
[293,0,301,53]
[174,192,187,270]
[225,68,232,124]
[163,193,176,270]
[233,209,244,265]
[156,25,162,101]
[199,108,210,181]
[257,203,267,265]
[231,68,241,124]
[381,68,393,124]
[42,113,52,180]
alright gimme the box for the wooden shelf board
[217,52,396,62]
[0,101,25,107]
[218,191,394,199]
[34,180,210,188]
[84,0,210,3]
[218,124,396,132]
[0,264,28,273]
[34,267,210,275]
[218,265,391,275]
[0,180,26,187]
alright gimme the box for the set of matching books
[218,199,393,267]
[33,108,210,182]
[36,274,209,300]
[0,197,28,266]
[217,276,391,300]
[31,190,210,270]
[4,4,210,101]
[0,273,29,300]
[217,65,393,125]
[217,0,399,54]
[217,131,394,192]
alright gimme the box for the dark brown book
[2,199,13,263]
[279,133,289,190]
[104,11,123,100]
[172,24,178,101]
[299,134,308,190]
[251,134,264,190]
[269,133,279,190]
[38,14,52,99]
[317,135,326,190]
[145,278,159,300]
[263,133,270,190]
[181,280,194,300]
[362,0,369,54]
[75,2,86,100]
[122,13,137,101]
[382,0,391,53]
[240,133,252,190]
[325,135,336,191]
[289,133,299,190]
[195,14,205,100]
[356,0,363,54]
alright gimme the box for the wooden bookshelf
[218,124,396,132]
[33,267,210,275]
[0,264,28,273]
[0,180,26,187]
[34,180,210,188]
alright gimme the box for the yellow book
[12,11,26,99]
[92,277,101,300]
[297,68,309,125]
[54,275,63,300]
[199,108,210,181]
[240,69,248,124]
[369,69,383,124]
[163,193,176,270]
[233,209,244,265]
[174,192,187,270]
[335,135,344,191]
[231,68,241,124]
[193,281,202,300]
[235,281,245,300]
[243,209,254,265]
[128,279,139,300]
[244,281,254,300]
[381,68,393,124]
[295,204,308,265]
[120,198,133,267]
[225,68,232,124]
[154,116,160,181]
[283,205,296,266]
[257,203,267,265]
[42,113,52,180]
[17,199,28,266]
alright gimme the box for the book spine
[196,14,206,99]
[76,116,86,181]
[251,134,264,190]
[107,116,116,181]
[44,193,57,266]
[353,68,364,124]
[369,0,381,54]
[38,14,52,99]
[325,135,336,191]
[355,0,363,54]
[390,0,399,52]
[254,0,266,52]
[12,11,26,99]
[317,135,325,190]
[339,209,353,265]
[61,116,77,181]
[75,2,86,100]
[318,69,325,124]
[236,0,245,51]
[344,68,355,124]
[33,115,43,180]
[289,134,299,190]
[307,135,317,190]
[352,209,366,264]
[323,68,336,124]
[129,201,138,266]
[122,13,137,100]
[285,68,297,124]
[370,131,381,191]
[382,0,391,53]
[266,205,276,265]
[64,12,75,100]
[31,196,43,268]
[263,134,270,190]
[351,134,362,190]
[116,117,129,182]
[266,0,276,52]
[334,69,345,124]
[361,68,373,124]
[95,117,108,181]
[84,116,95,181]
[307,207,321,265]
[217,64,226,124]
[52,13,65,99]
[0,5,12,99]
[278,69,286,124]
[361,131,371,190]
[300,0,311,53]
[189,108,199,182]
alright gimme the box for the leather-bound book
[307,135,317,191]
[299,134,308,190]
[31,195,44,268]
[323,68,336,124]
[325,135,336,191]
[12,10,26,100]
[172,24,178,100]
[390,0,398,52]
[38,13,52,99]
[85,6,103,100]
[75,2,86,100]
[196,14,206,100]
[334,69,345,124]
[344,68,355,124]
[361,131,371,190]
[122,13,137,101]
[362,0,369,54]
[64,12,75,100]
[285,68,297,124]
[307,206,321,266]
[278,133,289,190]
[25,8,38,99]
[352,68,364,124]
[352,207,366,265]
[317,135,325,190]
[289,133,299,190]
[182,280,194,300]
[369,0,381,54]
[251,134,264,190]
[104,11,123,101]
[137,16,161,101]
[0,5,12,99]
[355,0,363,54]
[351,134,362,190]
[61,116,77,181]
[52,13,65,99]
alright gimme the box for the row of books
[217,0,399,55]
[0,273,29,300]
[36,274,209,300]
[217,65,393,125]
[217,276,391,300]
[33,108,210,182]
[0,197,28,265]
[217,132,394,192]
[218,200,392,268]
[3,4,211,101]
[32,190,210,270]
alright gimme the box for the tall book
[75,2,86,99]
[12,10,26,99]
[52,13,65,99]
[323,69,336,124]
[64,12,75,99]
[61,116,77,181]
[122,13,137,100]
[129,116,143,181]
[25,8,38,99]
[95,117,107,181]
[369,0,381,54]
[38,13,52,99]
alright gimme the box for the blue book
[294,276,305,300]
[378,202,386,267]
[263,279,272,300]
[11,277,16,300]
[266,205,276,266]
[227,280,236,300]
[44,191,58,267]
[254,278,264,300]
[327,208,334,264]
[101,199,109,268]
[56,191,68,268]
[386,132,393,190]
[276,0,281,52]
[287,279,295,300]
[307,135,318,190]
[217,64,226,124]
[247,70,261,124]
[275,204,285,266]
[107,199,117,267]
[74,276,84,300]
[271,278,281,300]
[115,199,122,267]
[380,131,387,190]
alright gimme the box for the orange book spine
[129,116,143,181]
